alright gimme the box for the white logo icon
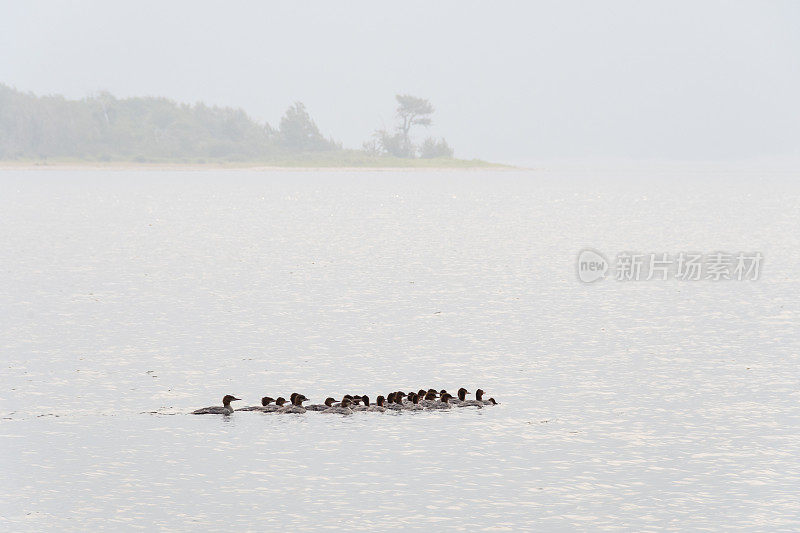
[577,249,608,283]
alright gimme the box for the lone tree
[395,94,433,147]
[370,94,444,158]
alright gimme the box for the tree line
[0,84,453,161]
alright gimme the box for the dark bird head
[222,395,241,406]
[261,396,275,406]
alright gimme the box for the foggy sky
[2,1,799,164]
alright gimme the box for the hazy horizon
[2,1,800,164]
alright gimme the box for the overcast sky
[2,1,799,163]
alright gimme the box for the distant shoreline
[0,159,515,172]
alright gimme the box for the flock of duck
[192,388,498,415]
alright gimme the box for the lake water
[1,166,799,531]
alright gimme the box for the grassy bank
[0,150,510,169]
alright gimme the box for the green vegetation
[277,102,339,152]
[0,84,499,167]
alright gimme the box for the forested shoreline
[0,85,483,166]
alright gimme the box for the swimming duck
[391,392,407,410]
[278,394,308,414]
[333,394,354,407]
[383,392,402,410]
[322,398,353,415]
[367,395,387,412]
[447,387,470,406]
[289,392,304,405]
[420,390,440,407]
[274,397,288,407]
[459,394,485,407]
[396,392,409,404]
[474,389,498,405]
[260,396,291,412]
[192,395,241,415]
[352,395,372,411]
[237,396,276,411]
[306,397,338,412]
[404,393,424,411]
[427,392,453,410]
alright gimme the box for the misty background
[1,1,799,164]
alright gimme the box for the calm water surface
[1,167,799,530]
